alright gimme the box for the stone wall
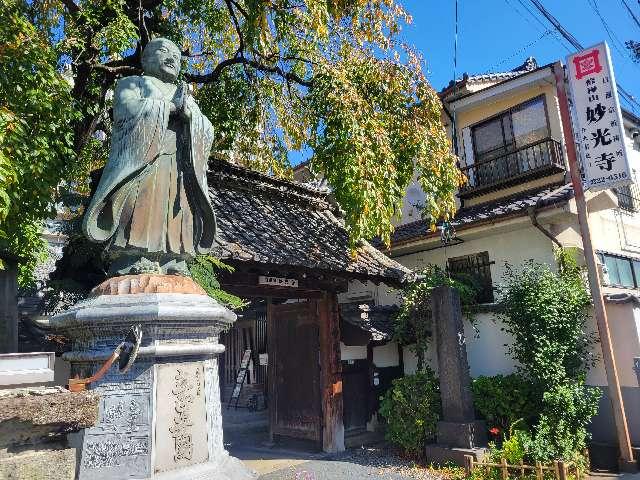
[0,386,99,480]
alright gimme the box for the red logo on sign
[572,49,602,80]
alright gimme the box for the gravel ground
[257,445,457,480]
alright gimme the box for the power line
[510,0,551,33]
[451,0,459,155]
[620,0,640,29]
[511,0,572,52]
[528,0,640,111]
[529,0,582,50]
[486,30,553,73]
[586,0,638,64]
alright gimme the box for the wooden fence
[464,455,583,480]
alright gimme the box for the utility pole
[553,62,637,472]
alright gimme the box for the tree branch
[224,0,245,55]
[92,64,140,75]
[228,0,250,20]
[185,55,312,87]
[60,0,80,15]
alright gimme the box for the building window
[461,95,562,193]
[613,182,640,212]
[472,96,550,164]
[447,251,495,303]
[597,252,640,289]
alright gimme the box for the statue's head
[141,38,181,83]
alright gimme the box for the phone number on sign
[588,171,628,186]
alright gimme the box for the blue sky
[290,0,640,165]
[401,0,640,112]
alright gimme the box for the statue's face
[142,39,181,83]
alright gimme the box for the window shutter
[462,127,474,166]
[462,127,475,186]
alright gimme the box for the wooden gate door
[341,359,370,433]
[268,301,322,443]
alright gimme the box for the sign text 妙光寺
[566,42,631,191]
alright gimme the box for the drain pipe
[527,204,563,249]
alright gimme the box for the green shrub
[499,252,596,387]
[487,421,532,464]
[527,381,601,462]
[497,249,601,463]
[394,265,477,371]
[188,255,247,310]
[472,374,541,431]
[378,369,441,456]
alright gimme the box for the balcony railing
[459,138,565,198]
[614,183,640,212]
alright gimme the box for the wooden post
[266,297,276,444]
[553,461,560,480]
[553,61,636,471]
[501,458,509,480]
[519,460,525,478]
[558,461,567,480]
[0,258,18,353]
[535,461,543,480]
[464,455,474,477]
[318,293,344,453]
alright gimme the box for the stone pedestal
[52,275,256,480]
[425,286,487,465]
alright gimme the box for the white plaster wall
[401,313,516,378]
[403,342,438,376]
[380,224,553,379]
[587,303,640,388]
[464,313,517,377]
[339,279,400,307]
[394,224,556,302]
[340,342,367,361]
[372,342,399,368]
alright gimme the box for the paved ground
[255,446,445,480]
[223,408,640,480]
[229,441,457,480]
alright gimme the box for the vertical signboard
[566,42,632,191]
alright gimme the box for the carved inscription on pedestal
[79,362,153,479]
[155,362,208,473]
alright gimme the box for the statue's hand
[180,98,192,120]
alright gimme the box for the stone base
[424,444,488,467]
[52,275,239,480]
[437,420,487,449]
[155,454,257,480]
[619,458,639,473]
[0,447,78,480]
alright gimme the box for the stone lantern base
[53,275,256,480]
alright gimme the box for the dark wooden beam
[0,260,18,353]
[266,298,276,443]
[219,262,351,293]
[220,284,324,299]
[319,293,344,452]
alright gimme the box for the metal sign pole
[553,61,636,470]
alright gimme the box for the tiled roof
[466,71,523,84]
[387,183,574,246]
[466,57,540,84]
[604,293,640,305]
[207,160,414,284]
[340,302,399,341]
[441,56,541,97]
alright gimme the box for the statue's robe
[83,75,216,259]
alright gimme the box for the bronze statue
[83,38,216,275]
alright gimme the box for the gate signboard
[566,42,632,191]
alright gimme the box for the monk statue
[83,38,216,276]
